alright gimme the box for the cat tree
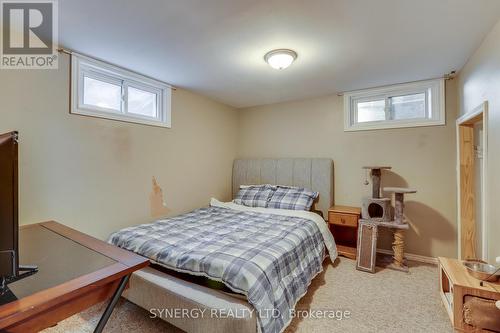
[357,166,416,273]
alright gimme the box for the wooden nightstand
[328,205,361,260]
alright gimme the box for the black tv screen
[0,131,18,278]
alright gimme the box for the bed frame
[123,158,334,333]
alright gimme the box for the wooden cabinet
[328,206,361,260]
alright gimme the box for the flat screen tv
[0,131,19,280]
[0,131,36,291]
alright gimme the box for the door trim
[456,101,488,260]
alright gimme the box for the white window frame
[343,79,445,131]
[71,53,171,128]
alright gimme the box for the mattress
[110,199,336,333]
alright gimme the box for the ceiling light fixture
[264,49,297,70]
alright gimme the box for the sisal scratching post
[392,229,405,267]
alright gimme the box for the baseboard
[376,248,438,265]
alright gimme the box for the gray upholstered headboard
[232,158,334,217]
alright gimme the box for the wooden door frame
[456,101,488,260]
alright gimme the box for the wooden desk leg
[94,274,130,333]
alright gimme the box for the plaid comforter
[109,201,335,333]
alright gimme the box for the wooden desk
[0,221,149,333]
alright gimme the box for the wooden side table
[328,205,361,260]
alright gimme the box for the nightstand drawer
[329,213,358,227]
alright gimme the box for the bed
[114,158,335,333]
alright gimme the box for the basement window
[71,54,171,128]
[343,79,445,131]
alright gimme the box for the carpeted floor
[42,258,453,333]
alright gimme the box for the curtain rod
[336,72,455,97]
[57,48,177,90]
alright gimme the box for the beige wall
[458,18,500,262]
[3,41,490,260]
[0,54,238,239]
[238,80,458,258]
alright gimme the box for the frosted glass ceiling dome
[264,49,298,70]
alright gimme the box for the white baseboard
[376,248,438,265]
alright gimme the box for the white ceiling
[59,0,500,108]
